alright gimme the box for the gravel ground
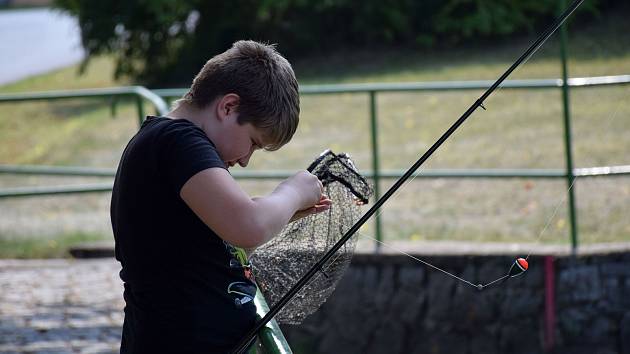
[0,259,123,354]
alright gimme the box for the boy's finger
[318,199,332,206]
[313,204,331,212]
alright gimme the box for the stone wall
[279,243,630,354]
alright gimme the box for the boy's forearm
[250,187,302,245]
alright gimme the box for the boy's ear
[217,93,240,121]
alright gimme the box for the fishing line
[232,1,586,351]
[318,22,556,289]
[325,84,629,290]
[323,0,629,290]
[524,84,630,259]
[345,32,630,288]
[364,23,550,251]
[316,0,629,299]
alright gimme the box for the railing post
[135,96,145,127]
[369,91,383,251]
[110,96,118,118]
[559,0,578,252]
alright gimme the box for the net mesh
[250,150,373,324]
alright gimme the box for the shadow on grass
[0,232,108,259]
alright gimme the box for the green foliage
[53,0,609,86]
[434,1,556,38]
[54,0,194,85]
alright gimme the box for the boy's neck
[167,102,222,145]
[168,103,214,129]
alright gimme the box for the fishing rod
[232,0,584,351]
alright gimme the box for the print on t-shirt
[224,242,256,307]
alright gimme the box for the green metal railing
[153,74,630,251]
[2,165,629,196]
[0,86,292,354]
[559,0,578,251]
[1,80,628,353]
[1,75,630,251]
[0,86,169,125]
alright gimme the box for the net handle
[307,150,371,203]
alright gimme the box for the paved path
[0,7,84,85]
[0,259,123,354]
[5,244,629,353]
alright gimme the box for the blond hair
[179,40,299,151]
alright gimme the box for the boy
[110,40,331,353]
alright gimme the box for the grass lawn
[0,13,629,258]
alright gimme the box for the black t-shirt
[110,116,257,353]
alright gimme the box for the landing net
[250,150,373,324]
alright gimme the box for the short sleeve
[157,121,226,194]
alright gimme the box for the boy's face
[214,116,266,169]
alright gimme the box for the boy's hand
[279,170,326,211]
[289,195,332,223]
